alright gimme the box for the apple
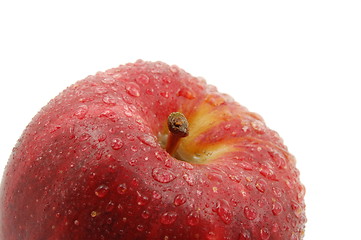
[0,60,306,239]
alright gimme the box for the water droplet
[174,194,187,206]
[239,162,253,171]
[136,74,150,84]
[207,172,223,183]
[260,227,270,240]
[259,167,277,180]
[187,211,200,226]
[183,173,195,186]
[95,86,108,94]
[244,206,257,220]
[102,95,116,105]
[291,200,303,218]
[74,220,80,226]
[272,187,283,197]
[137,224,145,232]
[162,75,172,83]
[272,201,283,216]
[79,133,91,141]
[117,183,127,195]
[101,77,115,84]
[125,82,140,97]
[255,178,267,193]
[111,138,124,150]
[146,88,154,95]
[160,211,178,225]
[181,161,194,170]
[251,120,266,134]
[99,109,117,122]
[136,191,149,206]
[177,87,195,99]
[98,133,107,142]
[106,217,113,225]
[152,190,162,199]
[272,222,279,232]
[224,124,231,130]
[106,201,115,212]
[160,91,169,98]
[206,232,216,240]
[91,211,98,217]
[205,93,226,106]
[138,134,157,147]
[130,146,138,152]
[152,168,176,183]
[74,105,88,119]
[141,210,151,219]
[257,197,267,208]
[239,230,251,240]
[215,199,232,224]
[95,184,109,198]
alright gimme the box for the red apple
[0,60,306,239]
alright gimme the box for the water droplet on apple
[74,105,88,119]
[177,87,195,99]
[125,82,140,97]
[206,232,216,240]
[146,88,154,95]
[239,230,251,240]
[173,194,187,206]
[215,199,232,224]
[251,120,266,134]
[136,224,145,232]
[106,217,113,225]
[100,110,118,123]
[272,201,283,216]
[136,74,150,84]
[259,166,277,180]
[244,206,257,220]
[162,75,172,83]
[239,162,253,171]
[102,95,116,105]
[260,227,270,240]
[138,134,157,147]
[255,178,267,193]
[160,211,178,225]
[187,211,200,226]
[117,183,127,194]
[130,146,138,152]
[95,184,109,198]
[74,220,80,226]
[152,168,176,183]
[152,190,162,199]
[160,91,169,98]
[79,133,91,141]
[272,222,280,232]
[101,77,115,84]
[141,210,151,219]
[106,201,115,212]
[136,191,149,206]
[272,187,283,197]
[183,173,195,186]
[95,86,108,94]
[181,161,194,170]
[205,93,226,106]
[291,200,303,218]
[111,138,124,150]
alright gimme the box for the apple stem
[166,112,189,156]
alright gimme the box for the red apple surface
[0,60,306,240]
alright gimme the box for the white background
[1,1,360,239]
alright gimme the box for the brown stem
[166,112,189,156]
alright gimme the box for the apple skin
[0,60,306,240]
